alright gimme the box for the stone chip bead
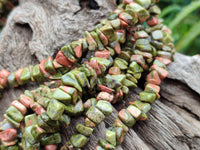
[47,99,65,120]
[118,109,136,127]
[98,139,115,150]
[40,133,61,146]
[96,100,113,116]
[70,134,89,148]
[11,100,27,115]
[106,130,116,146]
[127,105,141,120]
[76,123,93,137]
[97,92,114,102]
[139,91,157,104]
[6,106,24,123]
[86,106,105,124]
[53,88,71,105]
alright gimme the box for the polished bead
[7,73,18,87]
[132,100,151,113]
[59,86,78,104]
[41,112,59,128]
[136,0,151,9]
[151,30,163,41]
[30,102,46,115]
[0,129,17,142]
[90,57,111,68]
[130,54,148,70]
[71,41,83,58]
[32,64,45,82]
[126,73,138,83]
[24,114,38,127]
[89,59,102,76]
[44,56,56,74]
[61,72,82,92]
[98,139,115,150]
[41,133,61,146]
[6,106,24,123]
[85,31,97,51]
[135,31,148,39]
[119,12,138,25]
[146,70,161,85]
[106,130,116,146]
[149,5,161,15]
[113,118,129,133]
[95,50,110,59]
[91,31,104,50]
[108,67,121,75]
[4,114,20,128]
[96,28,109,46]
[157,51,172,60]
[113,58,128,70]
[11,100,27,115]
[118,109,136,127]
[98,85,114,94]
[147,16,159,26]
[109,127,125,145]
[59,114,70,128]
[70,134,88,148]
[97,92,114,102]
[85,117,96,128]
[86,106,105,124]
[129,61,143,73]
[153,59,166,69]
[100,24,117,43]
[47,99,65,120]
[155,57,172,66]
[139,91,157,104]
[20,67,31,84]
[122,79,137,88]
[76,123,93,136]
[65,100,84,116]
[151,65,169,79]
[55,51,73,68]
[127,105,141,120]
[96,100,113,116]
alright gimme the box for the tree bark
[0,0,199,149]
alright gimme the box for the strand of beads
[0,0,176,149]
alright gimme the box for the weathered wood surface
[0,0,199,149]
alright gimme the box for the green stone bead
[44,60,56,76]
[108,12,119,20]
[4,114,20,128]
[118,109,136,127]
[140,112,148,120]
[86,106,105,124]
[2,145,19,150]
[32,64,45,82]
[122,79,137,88]
[37,97,50,109]
[136,44,152,52]
[31,125,45,140]
[25,114,38,127]
[59,86,78,104]
[96,28,109,46]
[110,19,121,29]
[7,73,18,87]
[127,105,141,120]
[47,99,65,120]
[132,100,151,113]
[61,72,82,92]
[23,126,37,144]
[157,51,172,60]
[109,127,125,145]
[40,133,61,146]
[149,5,161,15]
[136,39,149,45]
[151,40,163,49]
[61,45,77,62]
[126,73,138,84]
[105,74,122,89]
[118,51,131,62]
[85,31,97,51]
[96,100,113,116]
[78,66,91,77]
[23,140,40,150]
[59,114,70,128]
[6,106,24,123]
[135,31,148,39]
[90,31,104,50]
[162,45,172,52]
[122,85,129,95]
[84,117,96,128]
[113,58,128,70]
[139,91,157,104]
[106,130,116,146]
[151,30,163,41]
[37,115,56,133]
[98,139,115,150]
[106,47,115,56]
[72,70,89,88]
[41,112,59,128]
[100,24,117,43]
[111,74,126,83]
[135,0,151,9]
[126,3,149,22]
[20,67,31,84]
[90,57,111,68]
[153,59,166,69]
[76,123,93,136]
[129,61,143,73]
[65,100,84,116]
[113,118,129,133]
[82,39,88,51]
[70,134,89,148]
[53,88,71,105]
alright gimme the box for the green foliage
[159,0,200,55]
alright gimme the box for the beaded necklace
[0,0,175,149]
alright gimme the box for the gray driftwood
[0,0,199,149]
